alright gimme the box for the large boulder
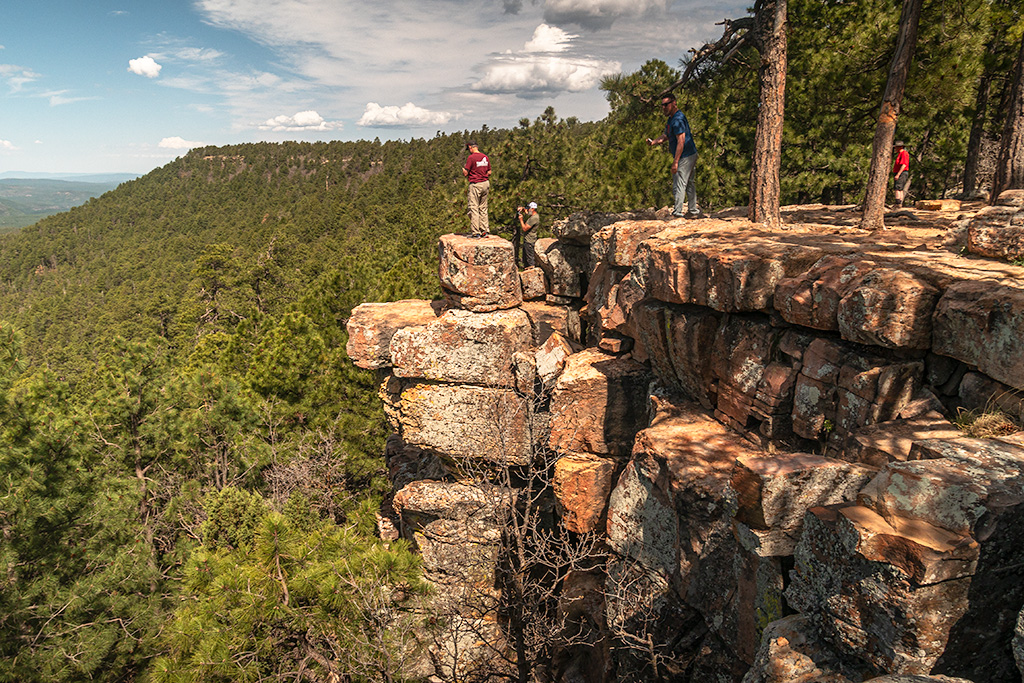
[438,234,522,311]
[520,300,582,345]
[966,204,1024,261]
[933,280,1024,392]
[519,266,546,300]
[551,210,656,246]
[606,399,759,580]
[775,255,940,349]
[788,504,977,675]
[381,378,532,466]
[535,238,589,298]
[590,220,667,267]
[390,307,532,387]
[862,436,1024,536]
[345,299,443,369]
[553,453,619,533]
[585,264,645,342]
[635,230,822,313]
[392,479,508,592]
[732,452,875,554]
[549,349,651,457]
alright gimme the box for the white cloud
[357,102,454,127]
[173,47,224,62]
[128,56,162,78]
[524,24,576,53]
[258,110,341,131]
[43,90,97,106]
[0,139,16,151]
[544,0,667,29]
[0,64,41,92]
[473,55,620,97]
[159,136,204,149]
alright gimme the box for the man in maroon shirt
[463,141,491,236]
[893,140,910,208]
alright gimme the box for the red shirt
[464,152,491,183]
[893,149,909,175]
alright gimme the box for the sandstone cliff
[347,193,1024,682]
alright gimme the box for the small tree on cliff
[648,0,789,226]
[859,0,924,230]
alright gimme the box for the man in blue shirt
[647,93,701,219]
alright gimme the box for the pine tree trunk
[963,42,997,198]
[748,0,788,227]
[859,0,923,230]
[991,31,1024,202]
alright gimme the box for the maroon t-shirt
[464,152,491,183]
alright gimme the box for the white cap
[528,202,538,209]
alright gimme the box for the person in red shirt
[893,140,910,208]
[462,141,491,236]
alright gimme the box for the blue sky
[1,0,746,175]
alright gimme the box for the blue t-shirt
[666,111,697,158]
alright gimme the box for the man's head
[528,202,538,212]
[660,93,678,116]
[466,140,478,152]
[894,140,905,149]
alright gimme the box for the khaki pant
[468,181,490,236]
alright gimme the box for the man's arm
[672,132,685,172]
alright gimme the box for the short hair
[661,93,676,103]
[466,140,478,149]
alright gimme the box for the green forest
[0,0,1020,680]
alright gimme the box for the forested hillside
[0,0,1019,678]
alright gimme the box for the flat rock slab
[390,307,532,386]
[861,436,1024,536]
[549,348,651,457]
[637,229,823,313]
[438,234,522,311]
[915,199,962,212]
[843,413,962,467]
[346,298,444,369]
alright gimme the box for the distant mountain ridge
[0,176,136,231]
[0,171,141,184]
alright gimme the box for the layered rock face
[347,201,1024,683]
